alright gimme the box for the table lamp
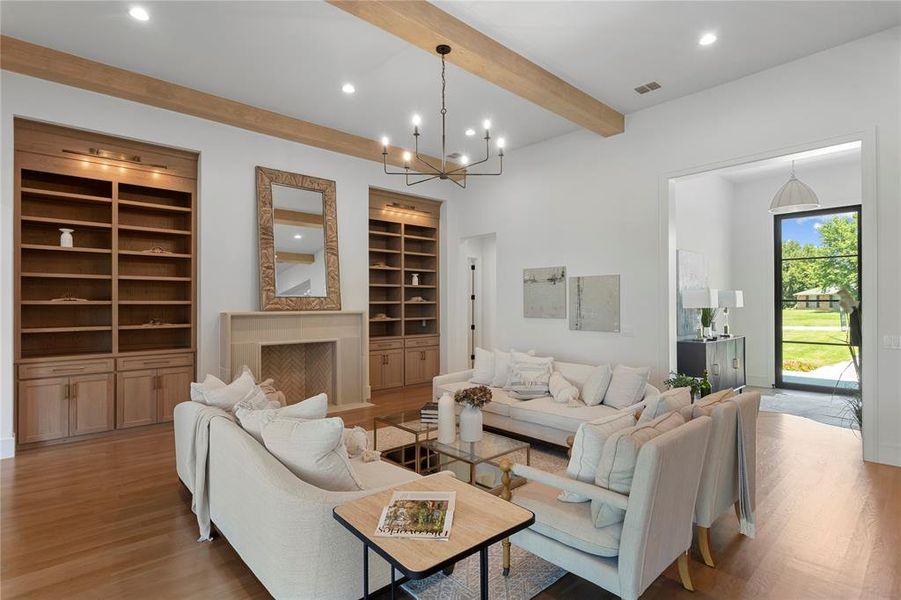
[718,290,744,337]
[682,288,719,340]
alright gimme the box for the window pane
[780,256,858,302]
[780,211,858,258]
[781,342,859,390]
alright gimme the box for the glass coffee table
[373,411,438,474]
[424,431,531,495]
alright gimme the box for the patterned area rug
[402,542,565,600]
[365,426,570,600]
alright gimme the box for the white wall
[455,234,497,364]
[276,248,326,295]
[0,72,458,457]
[730,159,862,386]
[446,29,900,465]
[674,174,734,332]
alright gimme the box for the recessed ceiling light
[293,234,303,240]
[699,32,717,46]
[464,128,475,137]
[129,6,150,21]
[341,83,355,94]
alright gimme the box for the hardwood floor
[2,386,898,599]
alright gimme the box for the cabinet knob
[712,363,720,376]
[733,358,740,369]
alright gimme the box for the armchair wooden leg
[565,435,574,458]
[734,500,742,522]
[697,526,715,568]
[677,551,694,591]
[499,459,514,576]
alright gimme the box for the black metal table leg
[363,544,369,600]
[480,547,489,599]
[390,565,396,600]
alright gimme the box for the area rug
[401,542,566,600]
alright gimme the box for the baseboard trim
[1,436,16,459]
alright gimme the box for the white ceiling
[2,1,898,156]
[707,141,861,183]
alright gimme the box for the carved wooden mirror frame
[256,166,341,310]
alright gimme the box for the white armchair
[694,391,760,567]
[499,416,713,600]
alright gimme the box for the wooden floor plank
[2,386,898,599]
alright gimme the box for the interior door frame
[773,204,862,394]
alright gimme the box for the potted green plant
[700,307,718,338]
[663,372,702,400]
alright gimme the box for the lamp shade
[682,288,719,309]
[769,173,820,214]
[718,290,744,308]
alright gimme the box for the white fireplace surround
[220,311,371,410]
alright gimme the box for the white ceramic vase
[411,273,420,286]
[59,228,74,248]
[459,405,483,443]
[437,393,456,444]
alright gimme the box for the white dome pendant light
[769,160,821,214]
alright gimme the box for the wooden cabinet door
[421,347,439,381]
[369,352,385,390]
[382,349,405,388]
[405,350,424,385]
[17,377,69,444]
[733,338,746,388]
[69,373,115,436]
[117,370,158,428]
[157,366,192,423]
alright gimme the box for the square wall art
[523,266,566,318]
[569,274,620,332]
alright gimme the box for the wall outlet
[883,334,901,349]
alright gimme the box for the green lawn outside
[781,308,842,327]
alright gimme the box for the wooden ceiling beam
[275,252,315,264]
[0,35,449,170]
[328,0,624,137]
[274,208,324,228]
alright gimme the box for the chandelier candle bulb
[381,136,389,148]
[482,119,491,131]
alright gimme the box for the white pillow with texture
[235,393,329,443]
[591,411,685,528]
[559,412,636,503]
[262,416,363,492]
[602,365,650,409]
[505,352,554,399]
[469,347,495,385]
[342,426,369,457]
[548,371,579,404]
[637,386,692,424]
[490,348,535,387]
[581,364,613,407]
[191,367,256,411]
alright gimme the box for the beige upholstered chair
[499,416,712,600]
[693,391,760,567]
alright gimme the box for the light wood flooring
[2,384,898,599]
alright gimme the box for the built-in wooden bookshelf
[13,118,198,448]
[368,190,440,390]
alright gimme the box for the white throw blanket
[731,395,758,538]
[188,405,234,541]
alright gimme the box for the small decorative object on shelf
[438,392,456,444]
[373,313,389,320]
[454,385,491,442]
[51,293,87,303]
[420,401,439,424]
[409,296,425,303]
[142,246,172,254]
[411,273,420,286]
[58,228,74,248]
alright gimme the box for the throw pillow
[342,426,369,457]
[559,412,636,502]
[581,364,613,407]
[191,366,256,411]
[602,365,650,409]
[490,348,535,387]
[548,371,579,404]
[235,393,329,443]
[505,352,554,399]
[262,416,363,492]
[590,411,685,528]
[693,388,736,417]
[469,347,495,385]
[637,386,692,424]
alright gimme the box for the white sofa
[173,401,421,599]
[432,361,660,446]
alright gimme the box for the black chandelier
[382,44,504,188]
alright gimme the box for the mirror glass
[272,184,327,297]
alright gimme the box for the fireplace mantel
[220,311,371,410]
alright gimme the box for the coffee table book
[375,491,455,540]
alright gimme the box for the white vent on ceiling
[634,81,662,95]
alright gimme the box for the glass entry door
[775,206,861,393]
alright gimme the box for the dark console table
[677,336,746,393]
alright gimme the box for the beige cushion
[505,352,554,399]
[603,365,650,409]
[693,388,736,417]
[562,412,637,502]
[469,347,495,385]
[581,364,613,406]
[549,371,580,404]
[554,362,596,390]
[261,416,363,491]
[509,396,620,432]
[235,393,329,443]
[512,480,623,557]
[191,367,256,411]
[351,456,419,489]
[638,386,692,424]
[591,411,685,528]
